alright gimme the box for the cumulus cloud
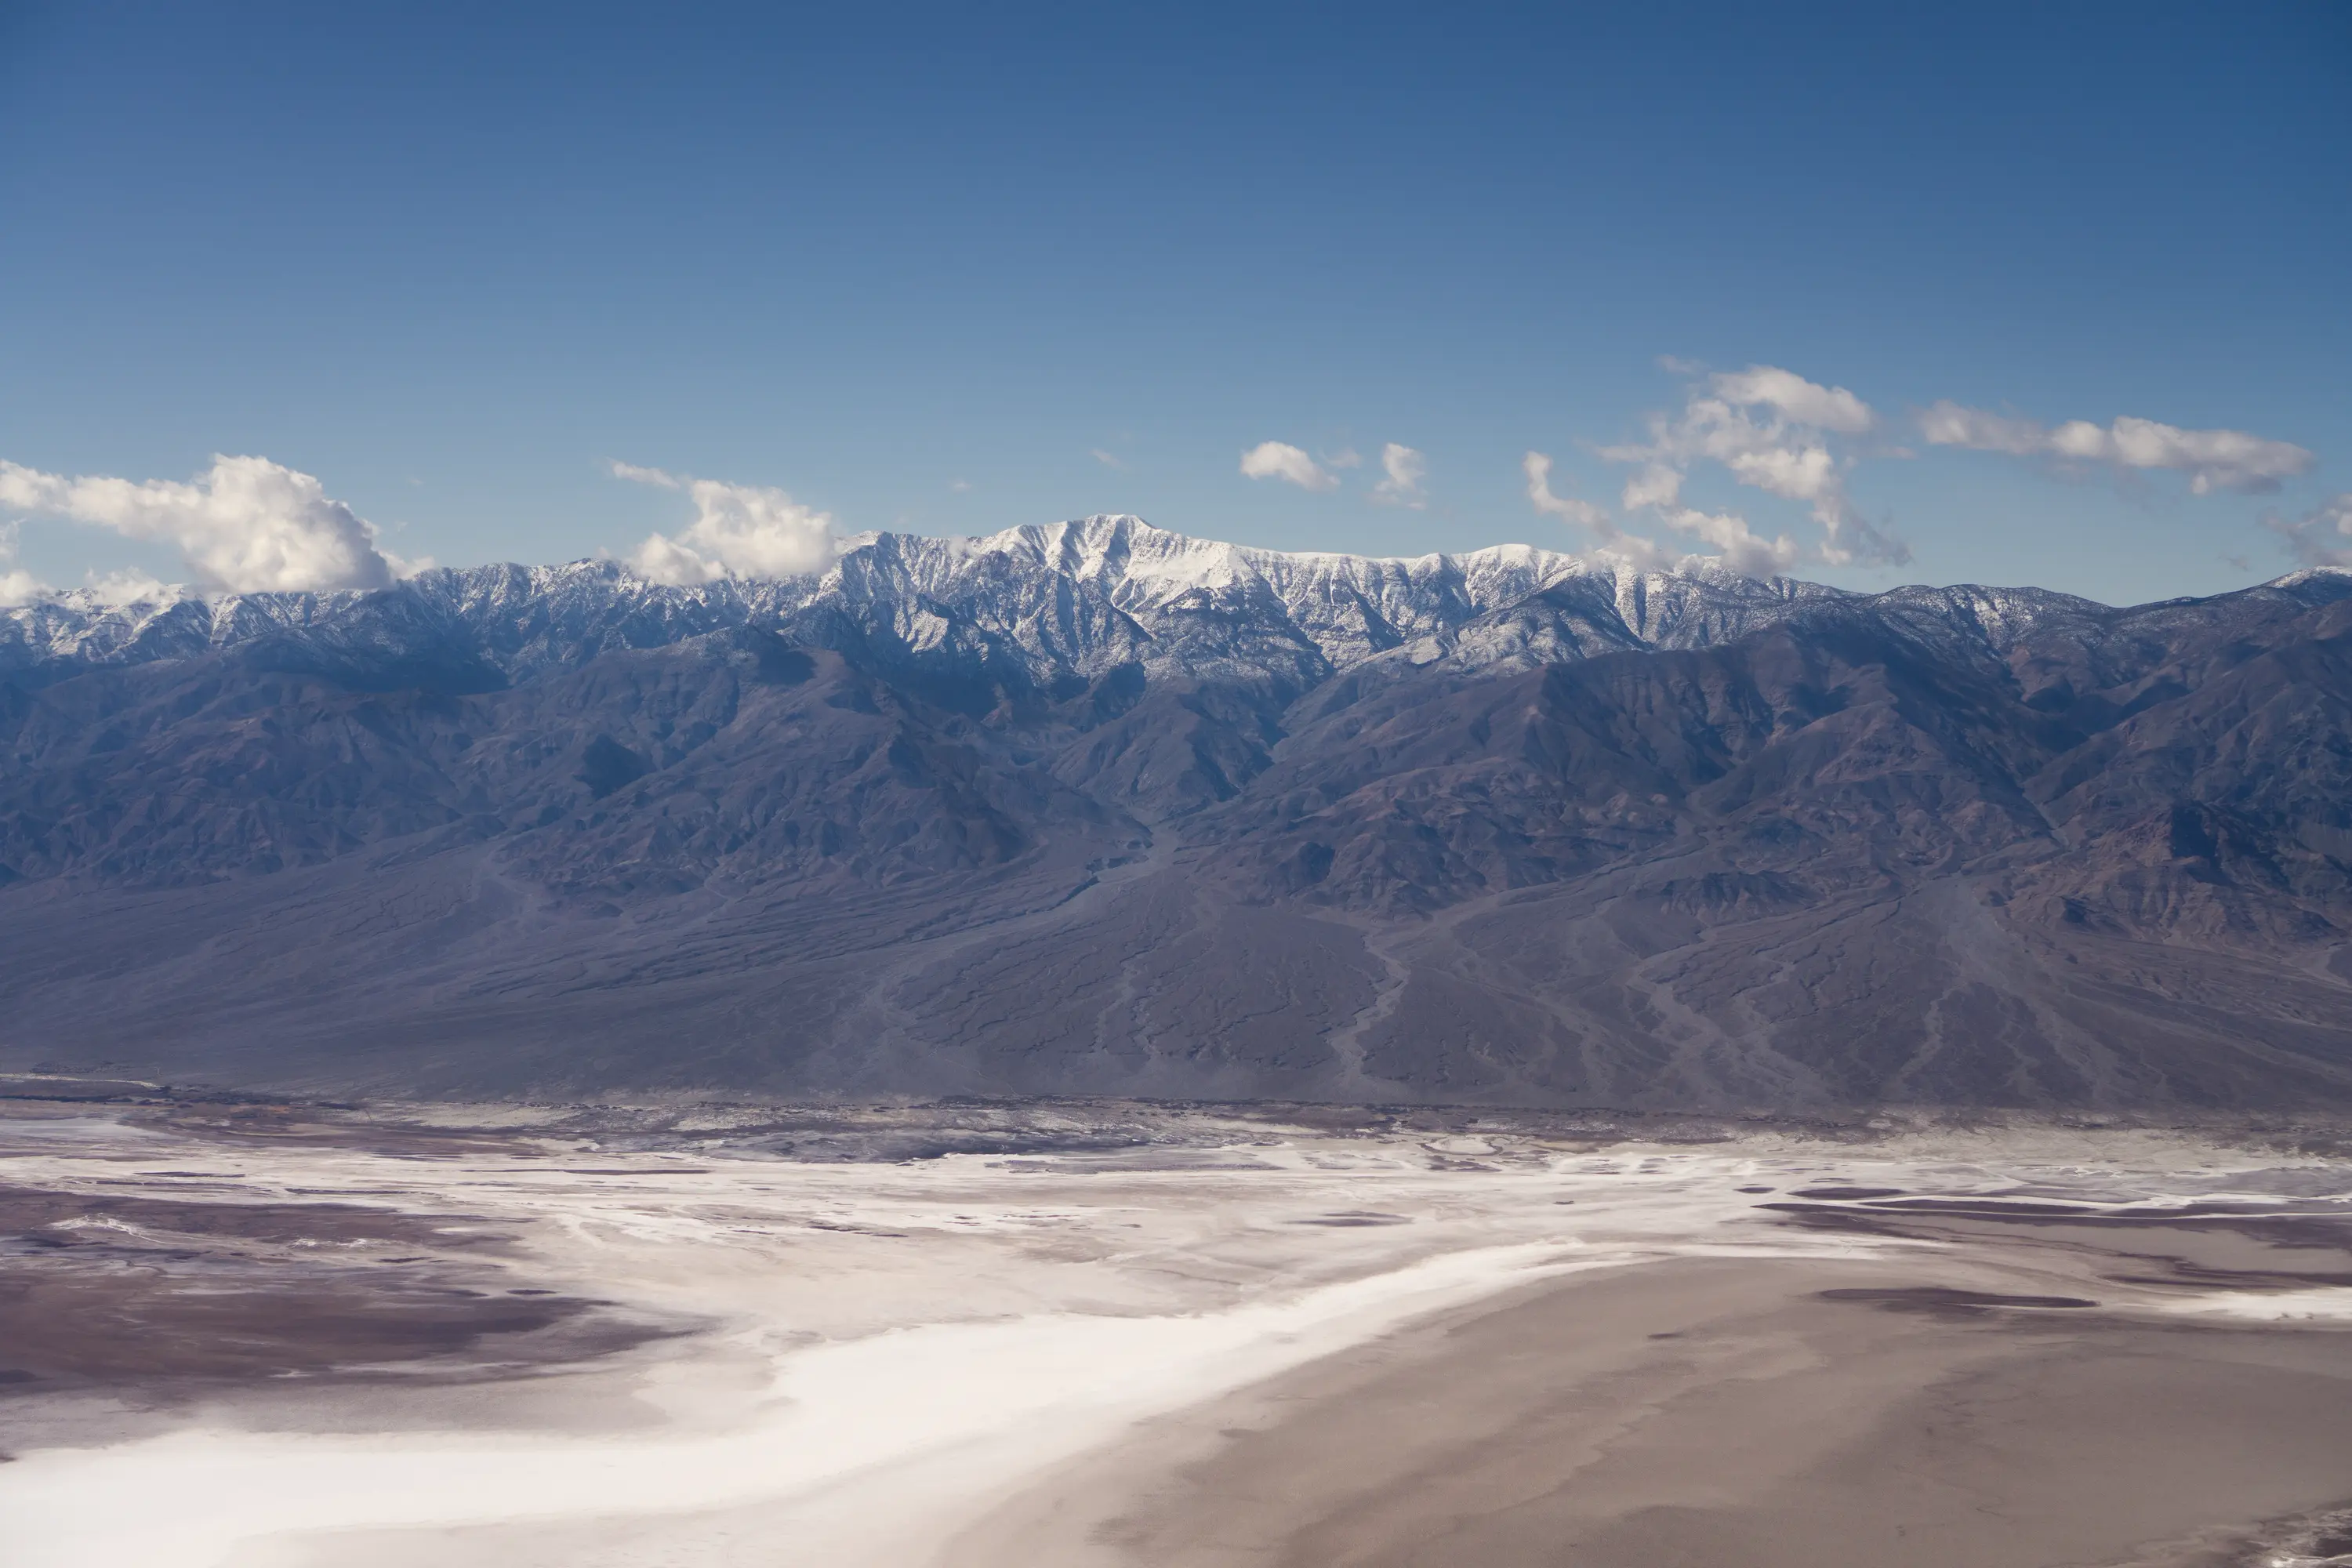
[1524,452,1693,573]
[1238,441,1339,492]
[2264,492,2352,568]
[1089,449,1123,470]
[612,461,840,586]
[1918,402,2314,495]
[1599,364,1907,567]
[1725,442,1838,505]
[1653,505,1798,578]
[1530,447,1798,577]
[1523,451,1610,529]
[81,568,179,606]
[1708,365,1875,434]
[0,522,48,607]
[0,454,398,593]
[1370,443,1428,508]
[1621,463,1682,513]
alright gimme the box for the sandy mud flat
[0,1095,2348,1566]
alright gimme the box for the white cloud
[1529,450,1797,577]
[1914,402,2042,456]
[1596,365,1907,568]
[1089,449,1123,470]
[1523,452,1683,573]
[607,459,681,490]
[1724,441,1838,504]
[1918,402,2314,495]
[1621,463,1682,513]
[1239,441,1339,492]
[1657,506,1799,577]
[1708,365,1875,434]
[0,454,397,593]
[0,522,48,607]
[1370,443,1428,508]
[612,462,840,586]
[1523,452,1610,529]
[81,568,178,606]
[2264,492,2352,568]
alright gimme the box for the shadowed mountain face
[5,516,2351,1111]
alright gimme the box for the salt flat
[1,1098,2348,1566]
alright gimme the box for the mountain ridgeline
[5,515,2351,1110]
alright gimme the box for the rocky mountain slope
[4,515,2350,1111]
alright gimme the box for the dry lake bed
[2,1090,2350,1566]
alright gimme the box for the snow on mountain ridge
[9,513,2335,695]
[0,515,1640,685]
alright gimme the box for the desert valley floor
[2,1091,2350,1567]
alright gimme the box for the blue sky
[2,2,2346,606]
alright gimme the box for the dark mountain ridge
[5,516,2350,1110]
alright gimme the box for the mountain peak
[6,513,2352,1110]
[8,517,2343,699]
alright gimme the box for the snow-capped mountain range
[5,514,2352,1112]
[0,514,1916,686]
[11,513,2339,695]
